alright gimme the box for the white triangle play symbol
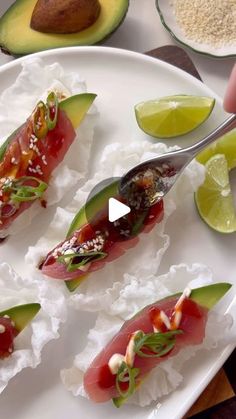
[108,198,131,223]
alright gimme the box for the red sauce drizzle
[0,317,18,359]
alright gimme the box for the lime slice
[135,95,215,138]
[195,154,236,233]
[197,128,236,170]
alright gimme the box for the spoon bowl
[120,114,236,209]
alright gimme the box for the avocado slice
[0,93,96,163]
[0,0,129,56]
[0,303,41,333]
[0,127,21,163]
[186,282,232,309]
[113,282,232,407]
[67,179,119,237]
[65,179,119,292]
[59,93,96,129]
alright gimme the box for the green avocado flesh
[59,93,96,129]
[0,0,129,56]
[0,303,41,333]
[0,127,21,163]
[113,282,232,407]
[185,283,232,309]
[67,180,119,236]
[0,93,96,163]
[66,180,119,292]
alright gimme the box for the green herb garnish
[112,330,183,407]
[115,361,139,399]
[46,92,58,130]
[2,176,48,202]
[131,210,148,236]
[134,330,183,358]
[33,101,48,139]
[57,250,107,272]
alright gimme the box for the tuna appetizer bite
[83,283,231,407]
[0,92,96,238]
[40,180,164,291]
[0,303,40,359]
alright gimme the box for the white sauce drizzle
[108,287,192,374]
[108,331,141,374]
[108,354,125,375]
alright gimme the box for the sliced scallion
[134,330,183,358]
[33,101,48,139]
[46,92,59,130]
[115,361,139,399]
[2,176,48,202]
[57,250,107,272]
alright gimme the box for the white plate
[0,46,235,419]
[156,0,236,58]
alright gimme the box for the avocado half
[0,0,129,56]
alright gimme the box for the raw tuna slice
[0,92,96,236]
[83,295,208,403]
[41,199,164,281]
[0,109,75,232]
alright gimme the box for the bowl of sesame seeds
[156,0,236,58]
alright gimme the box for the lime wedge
[195,154,236,233]
[135,95,215,138]
[197,129,236,170]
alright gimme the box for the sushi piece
[0,92,96,236]
[83,283,232,407]
[41,180,164,291]
[0,303,40,359]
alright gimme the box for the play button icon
[85,176,133,242]
[108,198,131,222]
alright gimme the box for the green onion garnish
[33,101,48,139]
[57,250,107,272]
[133,330,183,358]
[46,92,58,130]
[2,176,48,202]
[115,361,139,399]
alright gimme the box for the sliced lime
[135,95,215,138]
[195,154,236,233]
[197,128,236,170]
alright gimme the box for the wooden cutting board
[145,44,236,419]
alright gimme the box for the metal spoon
[119,114,236,209]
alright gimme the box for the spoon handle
[185,114,236,157]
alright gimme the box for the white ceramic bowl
[156,0,236,58]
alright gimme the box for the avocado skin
[0,303,41,333]
[0,0,129,56]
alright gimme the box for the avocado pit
[30,0,101,34]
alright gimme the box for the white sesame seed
[0,324,6,333]
[171,0,236,47]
